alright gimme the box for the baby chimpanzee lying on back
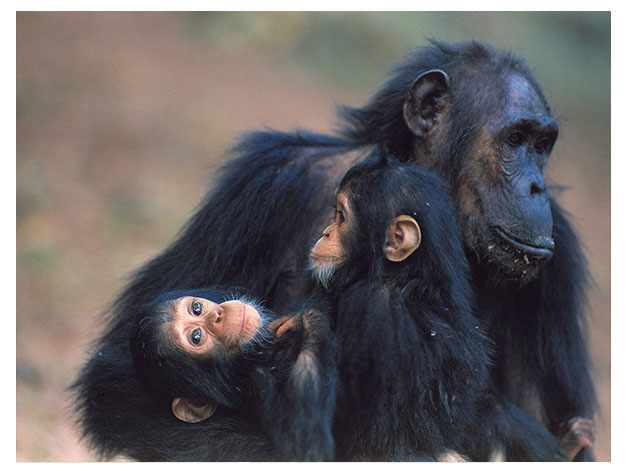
[130,287,337,461]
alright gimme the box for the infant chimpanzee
[130,287,337,461]
[308,152,567,461]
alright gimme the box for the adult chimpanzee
[308,153,565,461]
[74,40,594,460]
[130,288,337,461]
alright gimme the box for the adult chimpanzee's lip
[494,227,554,259]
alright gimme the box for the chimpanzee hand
[262,307,338,461]
[559,417,594,461]
[268,315,301,339]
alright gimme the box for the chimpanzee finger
[269,316,301,339]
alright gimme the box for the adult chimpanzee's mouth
[494,227,554,259]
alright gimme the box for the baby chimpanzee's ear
[171,397,217,423]
[384,215,422,262]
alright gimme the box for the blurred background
[16,12,610,461]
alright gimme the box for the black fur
[329,156,487,459]
[76,287,337,461]
[129,287,337,461]
[339,40,549,166]
[73,337,276,461]
[326,155,563,461]
[73,39,593,460]
[475,200,596,460]
[342,41,595,459]
[72,131,352,460]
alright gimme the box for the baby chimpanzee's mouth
[494,227,554,259]
[239,304,247,338]
[309,252,342,262]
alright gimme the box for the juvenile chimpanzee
[130,287,337,461]
[309,153,566,461]
[74,40,593,460]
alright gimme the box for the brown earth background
[16,12,611,461]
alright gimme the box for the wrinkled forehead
[506,74,550,115]
[473,73,554,133]
[179,295,219,306]
[174,295,216,306]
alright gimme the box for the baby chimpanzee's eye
[190,328,202,345]
[334,208,345,225]
[337,210,345,225]
[191,301,202,316]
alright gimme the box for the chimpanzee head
[131,288,271,423]
[341,40,558,281]
[309,152,469,311]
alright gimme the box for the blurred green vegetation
[16,12,610,461]
[179,12,610,185]
[184,12,609,108]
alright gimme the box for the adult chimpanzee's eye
[192,301,202,316]
[507,130,524,147]
[190,328,202,345]
[535,136,551,152]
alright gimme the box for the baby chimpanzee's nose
[207,305,223,326]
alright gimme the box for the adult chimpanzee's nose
[529,176,546,196]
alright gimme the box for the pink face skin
[165,296,262,356]
[310,191,350,265]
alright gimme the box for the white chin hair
[309,258,336,290]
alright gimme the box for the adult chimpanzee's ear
[403,69,451,139]
[171,397,217,423]
[384,215,422,262]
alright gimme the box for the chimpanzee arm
[536,201,596,460]
[257,306,338,461]
[487,200,596,461]
[470,392,567,461]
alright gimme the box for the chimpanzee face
[165,297,262,356]
[309,191,351,286]
[309,189,421,290]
